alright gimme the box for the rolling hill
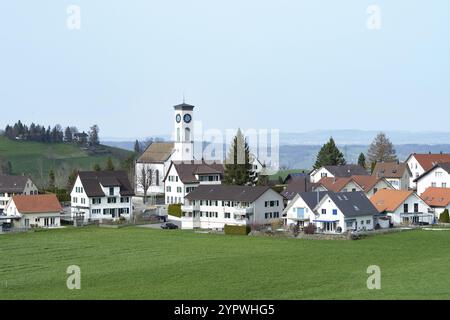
[0,136,133,188]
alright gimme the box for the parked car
[161,222,178,230]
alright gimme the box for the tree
[358,153,367,169]
[439,209,450,223]
[88,124,100,146]
[64,127,73,143]
[121,154,136,187]
[223,129,255,186]
[313,137,346,169]
[367,132,397,164]
[138,165,153,204]
[134,140,141,154]
[93,163,101,171]
[105,157,115,171]
[48,169,56,191]
[67,169,78,191]
[0,159,12,175]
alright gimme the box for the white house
[135,102,195,196]
[406,153,450,189]
[414,162,450,196]
[370,189,433,226]
[181,185,285,230]
[371,162,411,190]
[420,187,450,221]
[312,192,378,233]
[70,171,135,222]
[310,165,368,183]
[283,191,327,228]
[313,175,393,198]
[163,160,224,205]
[0,175,38,214]
[5,194,62,228]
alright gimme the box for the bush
[224,224,251,235]
[168,204,182,218]
[304,224,316,235]
[439,209,450,223]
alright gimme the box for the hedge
[168,204,182,218]
[224,224,251,235]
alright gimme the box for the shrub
[439,209,450,223]
[224,224,251,235]
[304,224,316,235]
[168,204,182,218]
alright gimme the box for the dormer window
[109,187,114,196]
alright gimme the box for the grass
[0,227,450,300]
[0,136,132,188]
[269,168,309,182]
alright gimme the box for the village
[1,102,449,238]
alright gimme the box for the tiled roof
[281,177,314,200]
[185,185,273,202]
[317,175,387,193]
[12,194,62,214]
[164,161,224,184]
[322,165,369,177]
[410,153,450,171]
[326,192,379,217]
[372,162,409,179]
[77,171,135,197]
[370,189,414,213]
[0,175,31,193]
[420,187,450,207]
[137,142,174,163]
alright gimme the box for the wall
[416,167,450,195]
[310,168,332,183]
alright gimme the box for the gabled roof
[282,191,328,214]
[0,175,32,193]
[283,173,309,184]
[163,161,224,184]
[316,175,386,193]
[313,165,369,178]
[316,177,352,192]
[185,185,275,202]
[11,194,62,214]
[372,162,410,179]
[370,189,415,213]
[280,177,315,200]
[407,153,450,171]
[322,192,379,217]
[414,162,450,182]
[421,187,450,208]
[137,142,174,164]
[77,171,135,197]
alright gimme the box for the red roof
[411,154,450,171]
[12,194,62,214]
[421,187,450,207]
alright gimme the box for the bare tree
[367,132,398,164]
[137,165,154,204]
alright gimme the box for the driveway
[136,219,181,229]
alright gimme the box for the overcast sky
[0,1,449,140]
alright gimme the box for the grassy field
[0,136,132,188]
[269,169,309,182]
[0,227,449,300]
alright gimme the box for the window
[442,183,447,188]
[120,197,129,203]
[366,220,371,224]
[225,212,230,219]
[109,187,114,196]
[414,203,419,213]
[273,212,279,218]
[92,209,101,214]
[361,220,365,225]
[107,197,116,204]
[321,173,328,178]
[373,188,378,194]
[73,197,78,203]
[166,186,171,192]
[177,187,182,193]
[431,182,437,188]
[321,209,326,215]
[81,198,85,204]
[92,198,101,205]
[436,171,443,177]
[403,203,409,213]
[332,209,337,215]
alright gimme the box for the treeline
[3,121,100,145]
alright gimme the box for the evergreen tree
[64,127,73,143]
[440,209,450,223]
[88,124,100,146]
[313,138,346,169]
[48,169,56,191]
[105,157,115,171]
[223,129,255,186]
[358,153,367,169]
[134,140,141,154]
[67,169,78,191]
[367,132,398,163]
[93,163,102,171]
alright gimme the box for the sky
[0,1,449,140]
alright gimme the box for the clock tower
[172,102,195,162]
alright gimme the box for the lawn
[0,227,449,300]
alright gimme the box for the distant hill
[0,136,133,188]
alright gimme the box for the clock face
[176,114,181,123]
[184,114,192,123]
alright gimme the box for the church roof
[137,142,174,164]
[174,103,195,111]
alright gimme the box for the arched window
[185,127,191,142]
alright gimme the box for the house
[5,194,62,228]
[0,175,38,214]
[70,171,135,222]
[73,132,88,145]
[283,191,327,228]
[312,191,378,233]
[370,189,433,226]
[406,153,450,189]
[181,185,285,230]
[371,162,411,190]
[163,160,224,205]
[313,175,393,198]
[414,162,450,196]
[420,187,450,220]
[135,102,196,196]
[309,165,368,183]
[280,176,315,203]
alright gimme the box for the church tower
[172,102,195,162]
